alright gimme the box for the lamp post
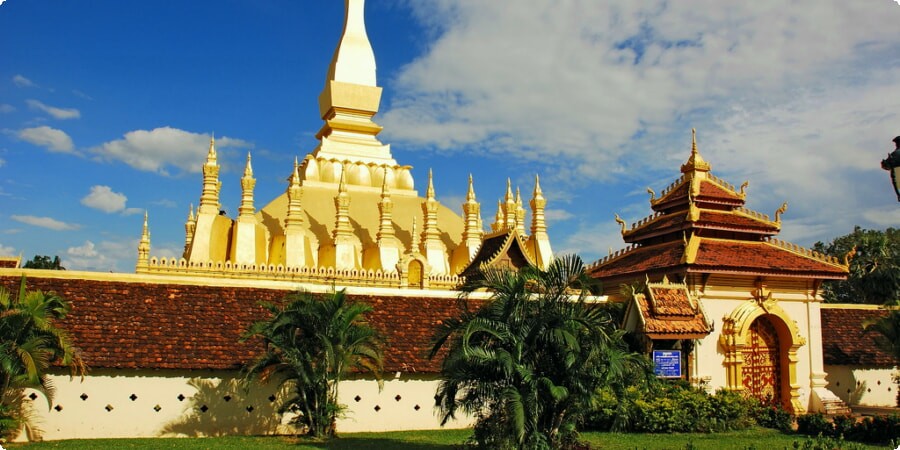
[881,136,900,202]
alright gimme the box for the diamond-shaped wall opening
[129,394,138,401]
[394,394,401,402]
[153,405,162,412]
[80,393,88,401]
[373,405,381,412]
[54,405,63,412]
[200,405,209,413]
[104,405,114,412]
[28,393,38,401]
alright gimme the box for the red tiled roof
[651,182,689,211]
[0,275,471,373]
[695,210,778,234]
[648,287,696,316]
[693,239,847,277]
[624,209,776,243]
[631,289,711,339]
[821,307,898,366]
[588,241,685,279]
[0,257,20,269]
[697,180,743,204]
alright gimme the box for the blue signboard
[652,350,682,378]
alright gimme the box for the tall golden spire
[492,200,504,232]
[333,168,353,241]
[681,128,711,174]
[183,204,196,255]
[285,158,304,231]
[515,187,526,235]
[137,211,151,272]
[503,178,517,230]
[420,169,448,274]
[198,136,221,214]
[238,152,256,218]
[313,0,397,171]
[527,174,553,269]
[376,175,395,244]
[462,174,482,243]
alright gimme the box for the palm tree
[430,255,652,449]
[0,277,85,439]
[241,289,383,438]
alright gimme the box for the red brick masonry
[0,275,473,373]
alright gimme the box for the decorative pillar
[420,169,449,274]
[527,174,553,269]
[136,211,150,272]
[451,174,483,273]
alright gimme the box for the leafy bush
[583,381,758,433]
[796,413,832,437]
[845,414,900,444]
[750,397,793,431]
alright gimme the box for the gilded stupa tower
[141,0,554,286]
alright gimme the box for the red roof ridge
[623,210,672,236]
[588,240,681,271]
[650,175,688,207]
[761,237,847,268]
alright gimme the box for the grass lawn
[5,428,891,449]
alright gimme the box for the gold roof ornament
[681,128,711,174]
[774,202,788,223]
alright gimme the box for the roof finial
[426,168,435,200]
[681,127,711,174]
[466,174,476,201]
[691,128,698,157]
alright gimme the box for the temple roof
[0,257,20,269]
[590,236,847,281]
[460,229,536,279]
[821,305,898,366]
[591,129,848,284]
[623,207,779,243]
[624,278,712,339]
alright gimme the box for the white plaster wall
[17,370,470,441]
[690,280,819,411]
[825,365,898,407]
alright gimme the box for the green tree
[241,289,383,438]
[813,227,900,304]
[863,309,900,361]
[22,255,65,270]
[430,255,652,449]
[0,277,85,439]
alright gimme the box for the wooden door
[741,317,782,404]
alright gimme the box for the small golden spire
[681,128,711,174]
[426,168,435,200]
[137,211,151,271]
[243,152,253,177]
[466,174,476,201]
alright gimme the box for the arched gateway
[742,316,783,404]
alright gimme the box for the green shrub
[750,397,793,431]
[583,381,757,433]
[847,414,900,444]
[831,414,854,439]
[797,413,832,437]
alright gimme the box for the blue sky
[1,0,899,272]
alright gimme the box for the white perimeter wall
[824,365,898,407]
[688,276,822,412]
[17,369,472,441]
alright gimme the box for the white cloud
[18,126,76,153]
[67,240,98,258]
[0,158,5,168]
[544,209,574,223]
[0,104,14,113]
[91,127,251,175]
[12,74,35,88]
[0,243,16,255]
[81,185,128,213]
[151,199,177,208]
[11,215,80,231]
[26,99,80,120]
[384,0,900,246]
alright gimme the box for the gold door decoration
[741,317,782,404]
[719,296,806,413]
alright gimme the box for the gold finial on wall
[615,213,627,235]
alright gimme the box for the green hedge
[797,412,900,445]
[583,381,767,433]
